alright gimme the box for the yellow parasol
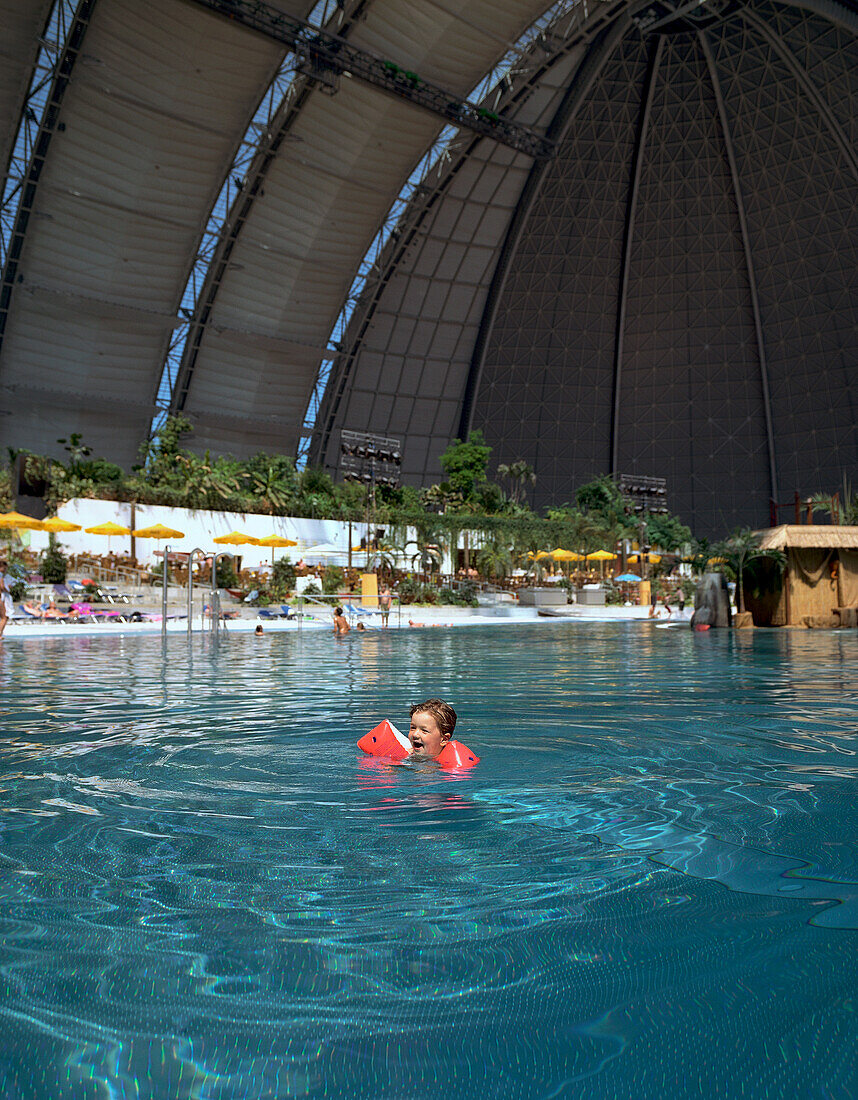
[41,517,82,532]
[550,548,581,561]
[0,510,45,530]
[255,533,297,567]
[586,549,617,578]
[132,524,186,540]
[85,521,132,536]
[212,531,260,545]
[84,520,132,553]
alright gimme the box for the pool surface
[1,624,856,1098]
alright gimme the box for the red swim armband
[357,719,410,760]
[436,740,480,769]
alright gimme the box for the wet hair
[334,606,343,616]
[255,624,264,634]
[410,698,457,739]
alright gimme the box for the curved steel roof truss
[0,0,95,349]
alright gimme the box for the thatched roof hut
[745,526,858,627]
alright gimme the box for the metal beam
[699,30,778,503]
[188,0,555,160]
[610,34,663,476]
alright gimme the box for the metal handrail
[185,548,208,637]
[211,552,231,634]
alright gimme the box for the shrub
[215,559,240,588]
[437,584,478,607]
[302,582,321,596]
[270,558,296,599]
[322,565,344,594]
[40,535,68,583]
[396,578,421,605]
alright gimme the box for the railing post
[161,544,170,640]
[186,548,208,637]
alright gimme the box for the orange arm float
[358,720,479,768]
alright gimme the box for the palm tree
[811,478,858,525]
[476,539,513,583]
[712,528,786,613]
[497,461,536,506]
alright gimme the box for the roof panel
[0,0,53,173]
[0,0,288,458]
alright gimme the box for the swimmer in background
[408,698,456,758]
[355,621,367,631]
[333,605,350,634]
[254,624,264,636]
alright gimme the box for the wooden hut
[744,526,858,627]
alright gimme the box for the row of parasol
[0,513,299,565]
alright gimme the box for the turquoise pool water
[0,623,856,1098]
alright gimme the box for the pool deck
[1,602,664,639]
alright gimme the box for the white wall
[26,499,366,568]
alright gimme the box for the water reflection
[0,624,856,1097]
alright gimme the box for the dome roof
[2,0,856,534]
[314,0,858,533]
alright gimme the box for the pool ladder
[159,546,238,638]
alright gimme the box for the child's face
[408,710,449,756]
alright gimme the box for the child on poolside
[408,698,457,757]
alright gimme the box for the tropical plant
[645,511,693,552]
[811,478,858,525]
[0,464,13,512]
[40,535,68,583]
[575,475,629,528]
[497,460,536,506]
[476,538,513,582]
[244,453,297,513]
[438,430,492,501]
[322,566,345,595]
[711,527,786,613]
[57,432,92,469]
[269,557,296,599]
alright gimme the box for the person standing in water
[379,583,392,628]
[0,560,12,639]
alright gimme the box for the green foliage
[497,460,536,506]
[322,565,345,594]
[215,558,240,589]
[575,475,628,526]
[270,557,296,599]
[40,534,68,583]
[396,578,439,605]
[302,582,321,596]
[476,538,513,581]
[0,465,13,512]
[811,479,858,525]
[57,432,92,469]
[646,511,693,552]
[437,580,479,607]
[439,431,492,500]
[711,527,787,613]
